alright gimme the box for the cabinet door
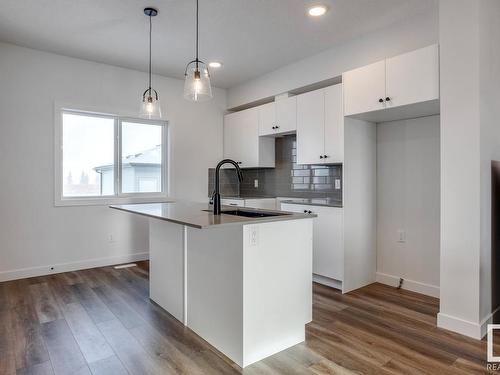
[312,206,343,281]
[296,89,325,165]
[275,96,297,133]
[258,102,276,136]
[224,108,259,167]
[324,84,344,163]
[343,60,386,116]
[385,44,439,109]
[280,203,343,281]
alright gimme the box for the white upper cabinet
[385,44,439,109]
[297,84,343,165]
[258,102,276,136]
[324,84,344,163]
[343,44,440,120]
[224,108,275,168]
[275,96,297,133]
[343,60,386,116]
[297,89,325,165]
[259,96,297,136]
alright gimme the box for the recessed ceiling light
[209,61,223,68]
[308,5,327,17]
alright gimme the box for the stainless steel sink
[203,209,291,218]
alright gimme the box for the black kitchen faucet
[213,159,243,215]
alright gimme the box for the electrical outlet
[254,179,259,188]
[249,226,259,246]
[334,179,341,190]
[108,234,116,243]
[397,230,406,243]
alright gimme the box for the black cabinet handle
[272,126,276,129]
[276,125,280,129]
[320,155,324,159]
[324,155,328,159]
[237,161,242,164]
[308,210,312,214]
[379,98,384,103]
[304,210,308,213]
[385,97,391,101]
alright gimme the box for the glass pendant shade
[140,89,162,119]
[140,8,162,119]
[184,60,213,102]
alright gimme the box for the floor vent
[114,263,137,269]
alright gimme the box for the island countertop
[110,201,316,229]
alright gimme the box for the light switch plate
[254,179,259,188]
[397,230,406,243]
[249,226,259,246]
[335,179,341,190]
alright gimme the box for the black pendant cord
[183,0,210,80]
[148,13,152,92]
[195,0,199,69]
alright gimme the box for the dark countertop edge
[219,196,276,200]
[110,204,317,230]
[218,195,343,207]
[280,200,344,208]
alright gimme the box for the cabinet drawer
[221,199,245,207]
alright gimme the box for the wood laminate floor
[0,262,495,374]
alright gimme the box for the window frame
[54,105,169,207]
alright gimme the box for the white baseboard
[437,312,481,339]
[437,306,500,340]
[0,252,150,282]
[375,272,440,298]
[313,274,342,290]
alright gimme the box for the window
[121,121,162,194]
[56,108,167,205]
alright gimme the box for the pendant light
[140,7,162,119]
[184,0,213,102]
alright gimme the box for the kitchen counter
[110,201,314,229]
[110,199,314,368]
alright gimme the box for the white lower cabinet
[280,203,343,282]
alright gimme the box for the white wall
[376,116,440,297]
[227,10,438,108]
[438,0,500,339]
[0,42,225,280]
[479,0,500,321]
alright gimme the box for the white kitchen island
[111,201,314,368]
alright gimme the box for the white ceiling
[0,0,437,88]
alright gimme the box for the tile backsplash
[208,135,342,201]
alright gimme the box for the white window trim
[54,103,170,207]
